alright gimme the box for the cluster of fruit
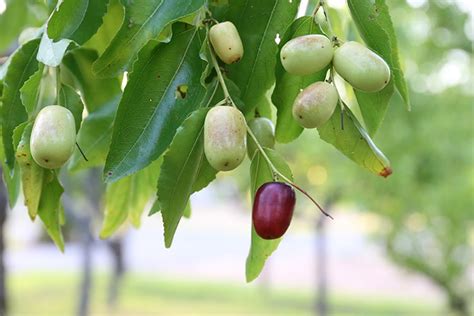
[205,21,391,240]
[22,18,391,243]
[281,34,391,129]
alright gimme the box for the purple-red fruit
[252,182,296,240]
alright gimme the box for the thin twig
[207,27,332,219]
[76,143,89,162]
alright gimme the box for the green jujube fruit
[209,22,244,64]
[280,34,333,76]
[31,105,76,169]
[293,82,338,129]
[204,106,247,171]
[333,41,391,92]
[247,117,275,158]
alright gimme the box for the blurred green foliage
[278,1,473,315]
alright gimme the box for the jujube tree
[0,0,409,281]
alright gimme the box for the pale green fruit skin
[204,106,247,171]
[31,105,76,169]
[333,41,391,92]
[209,22,244,64]
[247,117,275,158]
[280,34,333,76]
[293,82,338,129]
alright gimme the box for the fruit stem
[311,0,322,17]
[208,32,333,219]
[321,1,335,40]
[208,40,232,102]
[76,142,89,162]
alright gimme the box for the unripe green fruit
[209,22,244,64]
[333,41,391,92]
[280,34,333,76]
[31,105,76,169]
[204,106,247,171]
[293,82,338,129]
[247,117,275,158]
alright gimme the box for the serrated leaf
[47,0,109,45]
[92,0,205,77]
[37,31,71,67]
[223,0,300,114]
[348,0,409,132]
[2,39,40,169]
[20,64,44,117]
[272,16,329,143]
[104,25,207,182]
[318,105,392,177]
[15,123,44,220]
[37,171,65,252]
[156,108,211,248]
[100,159,161,239]
[58,84,84,131]
[246,148,293,282]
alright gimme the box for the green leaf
[191,158,217,194]
[47,0,109,45]
[2,39,40,169]
[353,84,394,136]
[246,148,293,282]
[0,0,46,51]
[100,159,161,239]
[348,0,409,131]
[272,16,329,143]
[156,108,210,248]
[104,25,207,182]
[224,0,300,114]
[68,99,118,171]
[92,0,205,77]
[62,49,121,170]
[0,128,20,208]
[63,49,122,113]
[15,123,44,220]
[83,0,124,55]
[58,84,84,132]
[183,201,192,219]
[37,171,65,252]
[37,31,71,67]
[20,64,44,117]
[318,105,392,177]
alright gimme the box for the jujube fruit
[293,81,338,129]
[253,182,296,240]
[333,41,391,92]
[30,105,76,169]
[209,21,244,64]
[280,34,333,76]
[204,106,247,171]
[247,117,275,158]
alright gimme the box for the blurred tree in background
[0,0,471,315]
[279,1,473,315]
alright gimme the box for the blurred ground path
[5,182,443,304]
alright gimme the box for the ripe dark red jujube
[252,182,296,240]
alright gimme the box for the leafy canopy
[0,0,407,281]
